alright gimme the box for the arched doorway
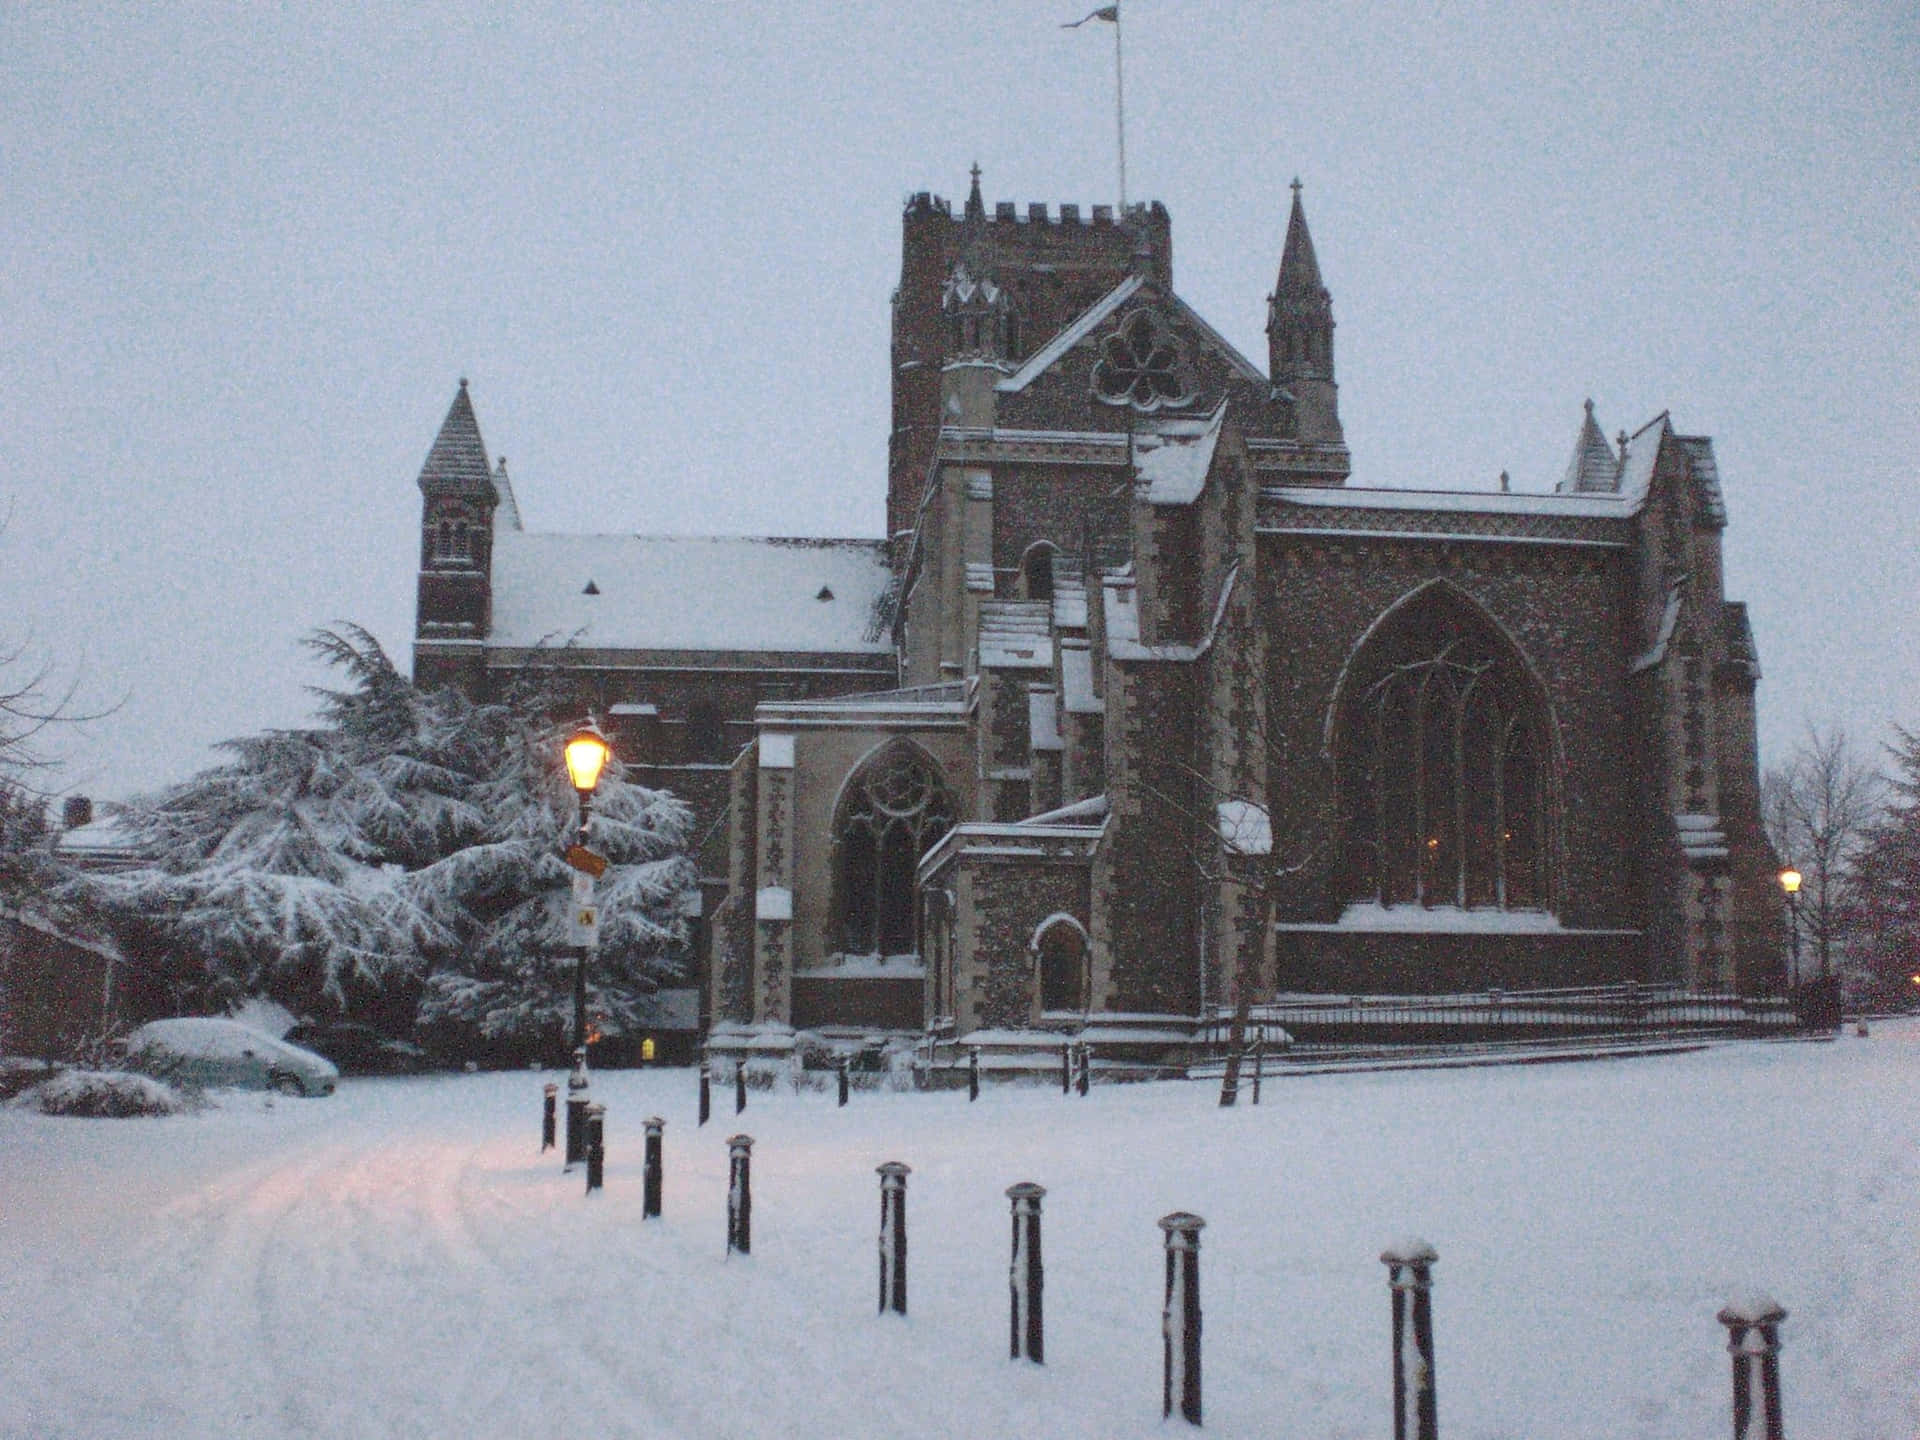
[1033,915,1090,1013]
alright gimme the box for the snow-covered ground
[4,1024,1915,1440]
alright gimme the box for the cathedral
[411,171,1783,1059]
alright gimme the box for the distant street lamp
[1778,868,1803,986]
[565,719,612,1053]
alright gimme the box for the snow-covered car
[122,1018,339,1097]
[283,1022,433,1075]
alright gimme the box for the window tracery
[1337,593,1552,911]
[1092,310,1193,412]
[834,745,956,956]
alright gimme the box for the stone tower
[412,379,499,694]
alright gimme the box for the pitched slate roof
[415,381,498,501]
[488,534,893,654]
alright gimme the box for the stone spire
[964,161,986,222]
[1266,180,1341,444]
[416,378,497,501]
[1558,398,1623,494]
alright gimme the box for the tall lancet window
[1336,588,1554,912]
[834,744,957,957]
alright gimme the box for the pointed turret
[964,161,985,223]
[1558,399,1623,494]
[1266,180,1342,445]
[413,379,500,696]
[416,378,498,501]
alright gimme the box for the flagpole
[1113,6,1127,213]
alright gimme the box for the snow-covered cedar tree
[1847,725,1920,1009]
[88,626,696,1033]
[411,663,696,1051]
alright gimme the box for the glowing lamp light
[564,720,612,795]
[1778,868,1803,896]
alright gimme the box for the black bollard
[726,1134,753,1256]
[837,1056,850,1108]
[1251,1033,1264,1106]
[1075,1042,1090,1097]
[541,1082,558,1152]
[643,1115,665,1219]
[564,1047,591,1168]
[968,1046,981,1102]
[584,1102,605,1194]
[1006,1182,1046,1363]
[877,1161,911,1316]
[1159,1212,1206,1425]
[1718,1295,1787,1440]
[734,1060,748,1115]
[1061,1041,1073,1096]
[1381,1239,1439,1440]
[698,1054,711,1127]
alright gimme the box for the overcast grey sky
[3,3,1915,802]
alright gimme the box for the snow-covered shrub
[21,1068,188,1117]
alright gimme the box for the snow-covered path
[4,1025,1916,1439]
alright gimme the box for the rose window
[1092,310,1193,412]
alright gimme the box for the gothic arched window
[1336,589,1554,912]
[834,745,957,957]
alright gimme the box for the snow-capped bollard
[698,1054,711,1127]
[726,1134,753,1256]
[643,1115,665,1219]
[1718,1294,1787,1440]
[837,1056,850,1108]
[734,1061,747,1116]
[1075,1042,1090,1097]
[1159,1212,1205,1425]
[565,1047,591,1168]
[1061,1041,1073,1095]
[1381,1238,1439,1440]
[968,1046,981,1102]
[541,1082,558,1152]
[1006,1182,1046,1363]
[877,1161,911,1315]
[584,1102,606,1194]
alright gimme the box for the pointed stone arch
[829,739,958,957]
[1325,580,1563,913]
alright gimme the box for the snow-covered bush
[20,1068,188,1117]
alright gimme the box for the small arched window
[1336,588,1553,912]
[1022,543,1058,601]
[834,745,956,957]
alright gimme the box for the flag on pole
[1062,4,1118,27]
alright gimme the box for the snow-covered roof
[1134,402,1227,505]
[996,274,1144,393]
[1267,485,1633,518]
[1616,413,1669,503]
[488,534,893,654]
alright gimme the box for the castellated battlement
[905,191,1168,230]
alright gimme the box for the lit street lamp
[1777,868,1803,986]
[564,718,612,1054]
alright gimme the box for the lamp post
[564,718,612,1055]
[1778,867,1803,987]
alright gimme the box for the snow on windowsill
[1333,904,1564,934]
